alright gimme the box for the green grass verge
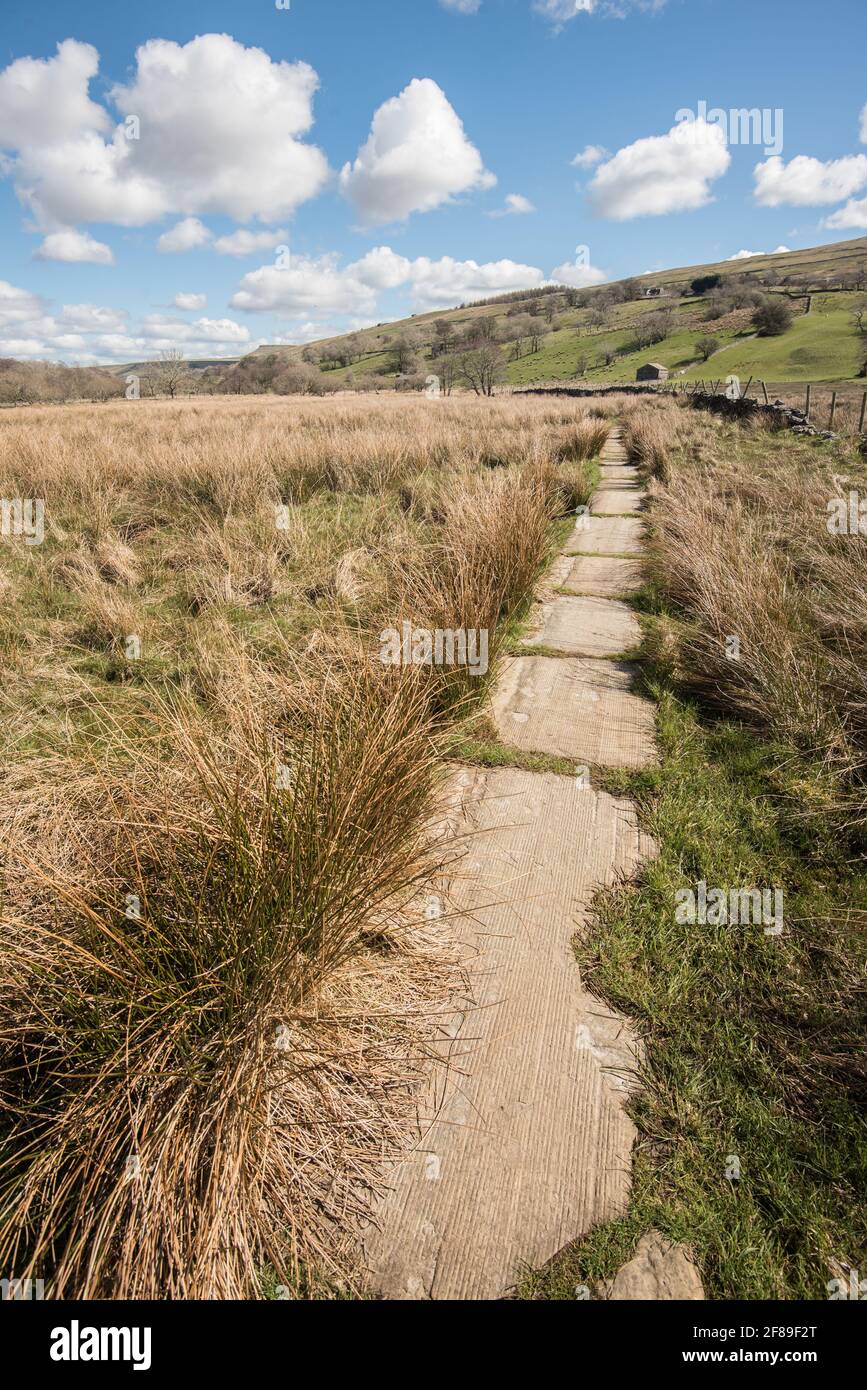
[518,659,866,1300]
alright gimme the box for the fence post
[828,391,837,430]
[860,391,867,435]
[805,383,812,421]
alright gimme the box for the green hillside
[236,236,867,391]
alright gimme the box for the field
[1,390,865,1302]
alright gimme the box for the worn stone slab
[526,595,641,658]
[492,655,657,768]
[601,1232,705,1301]
[591,488,647,516]
[560,555,643,599]
[597,473,641,488]
[566,515,645,556]
[362,766,652,1301]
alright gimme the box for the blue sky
[0,0,865,362]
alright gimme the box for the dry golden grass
[637,397,867,820]
[0,392,605,1298]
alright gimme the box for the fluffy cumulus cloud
[726,246,791,260]
[213,228,288,258]
[572,144,609,169]
[34,229,114,264]
[753,154,867,207]
[0,277,249,362]
[409,255,543,307]
[488,193,536,217]
[0,35,329,239]
[173,292,207,311]
[443,0,663,15]
[157,218,212,253]
[549,254,608,288]
[823,197,867,231]
[533,0,596,21]
[140,314,250,345]
[339,78,495,225]
[230,245,543,317]
[587,119,730,219]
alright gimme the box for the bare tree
[850,296,867,337]
[458,340,505,397]
[392,331,423,375]
[157,349,188,399]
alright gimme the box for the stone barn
[636,362,669,382]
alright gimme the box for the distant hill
[103,356,241,378]
[237,235,867,390]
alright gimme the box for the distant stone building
[636,362,669,382]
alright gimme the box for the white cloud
[140,314,250,345]
[534,0,665,19]
[157,217,212,253]
[173,292,207,310]
[0,39,111,149]
[230,245,542,317]
[0,281,47,326]
[588,119,730,219]
[753,154,867,207]
[550,256,608,288]
[439,0,482,10]
[822,196,867,231]
[534,0,597,20]
[350,246,414,289]
[0,35,329,238]
[726,246,791,260]
[409,255,543,307]
[572,144,609,169]
[488,193,536,217]
[213,228,287,257]
[59,303,128,332]
[339,78,495,225]
[231,253,385,318]
[34,229,114,264]
[0,277,248,362]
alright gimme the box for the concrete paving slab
[560,555,643,598]
[526,595,641,657]
[592,488,647,516]
[362,766,652,1300]
[492,655,657,768]
[597,473,641,488]
[566,515,645,556]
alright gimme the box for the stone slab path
[559,555,643,599]
[362,424,656,1299]
[524,594,640,658]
